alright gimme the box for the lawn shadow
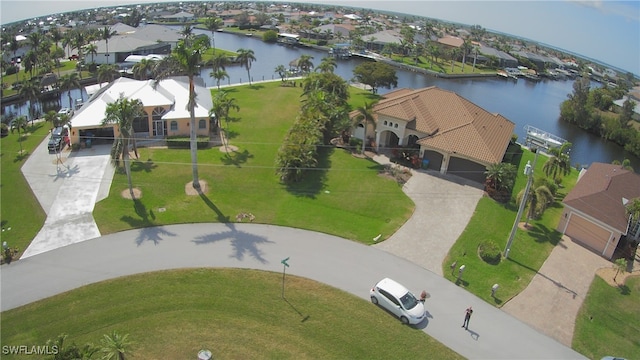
[283,146,332,198]
[131,158,157,173]
[50,164,79,181]
[248,84,265,90]
[465,328,480,341]
[191,222,273,263]
[13,150,29,162]
[526,223,561,246]
[283,297,310,322]
[220,149,253,166]
[617,284,631,295]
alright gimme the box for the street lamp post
[504,147,539,259]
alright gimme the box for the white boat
[524,125,566,149]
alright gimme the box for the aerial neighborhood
[1,1,640,359]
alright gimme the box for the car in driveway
[370,278,426,325]
[48,126,69,153]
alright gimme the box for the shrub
[478,240,501,264]
[5,65,19,76]
[166,136,210,149]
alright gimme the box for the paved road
[1,223,585,360]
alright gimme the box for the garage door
[565,213,612,254]
[448,157,487,184]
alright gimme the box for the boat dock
[524,125,567,150]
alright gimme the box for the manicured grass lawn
[0,269,463,359]
[0,123,48,256]
[442,148,579,305]
[573,276,640,359]
[93,82,413,243]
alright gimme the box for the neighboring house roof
[563,162,640,232]
[89,24,182,54]
[613,96,640,116]
[71,76,212,129]
[437,35,464,48]
[365,29,403,45]
[163,11,194,19]
[374,87,515,165]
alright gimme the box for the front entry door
[153,120,165,137]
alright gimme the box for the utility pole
[504,147,539,259]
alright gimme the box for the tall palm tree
[71,30,86,78]
[84,43,98,63]
[542,142,572,182]
[8,35,21,82]
[132,58,156,80]
[102,94,144,200]
[100,26,117,64]
[449,48,460,73]
[44,110,59,129]
[59,72,81,108]
[460,38,473,72]
[316,57,336,73]
[97,64,121,85]
[209,68,229,90]
[297,54,314,74]
[211,90,240,153]
[204,16,223,51]
[208,52,229,72]
[100,330,132,360]
[236,48,256,85]
[354,101,375,154]
[153,36,210,190]
[19,78,40,124]
[12,115,28,154]
[274,64,288,82]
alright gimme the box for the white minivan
[370,278,425,325]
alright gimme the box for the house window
[170,121,178,131]
[384,120,388,126]
[199,119,206,129]
[394,123,398,128]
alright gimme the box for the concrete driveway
[20,138,114,258]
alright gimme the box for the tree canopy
[352,62,398,94]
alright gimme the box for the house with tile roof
[68,76,213,145]
[352,86,515,183]
[557,162,640,259]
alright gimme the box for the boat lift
[524,125,566,151]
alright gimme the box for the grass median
[0,269,463,359]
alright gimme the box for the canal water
[4,27,639,171]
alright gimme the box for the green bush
[263,30,278,43]
[5,65,19,76]
[166,136,210,149]
[478,240,501,265]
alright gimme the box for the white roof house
[70,76,213,143]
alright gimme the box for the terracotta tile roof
[374,87,515,165]
[437,35,464,48]
[563,162,640,232]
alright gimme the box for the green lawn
[442,149,579,305]
[0,269,463,360]
[93,82,413,243]
[573,276,640,359]
[0,122,48,255]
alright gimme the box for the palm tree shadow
[191,223,273,263]
[198,190,230,222]
[526,223,561,245]
[121,199,156,234]
[131,158,157,173]
[220,149,253,166]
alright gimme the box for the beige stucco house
[557,162,640,259]
[68,76,212,145]
[352,86,515,183]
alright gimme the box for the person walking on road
[462,306,473,329]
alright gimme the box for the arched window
[170,121,178,131]
[152,106,167,120]
[199,119,206,129]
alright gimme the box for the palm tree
[236,48,256,85]
[484,162,517,200]
[543,142,572,182]
[132,58,156,80]
[19,78,40,124]
[100,26,116,64]
[44,110,59,129]
[274,64,288,82]
[211,90,240,154]
[209,68,229,90]
[204,16,223,50]
[316,57,336,73]
[12,115,28,154]
[84,43,98,64]
[59,72,81,108]
[449,48,460,73]
[8,35,21,82]
[102,94,144,200]
[460,38,473,72]
[354,101,375,154]
[97,64,121,85]
[153,36,210,190]
[517,182,554,226]
[297,54,314,74]
[208,52,229,72]
[100,330,132,360]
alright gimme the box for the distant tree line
[560,75,640,158]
